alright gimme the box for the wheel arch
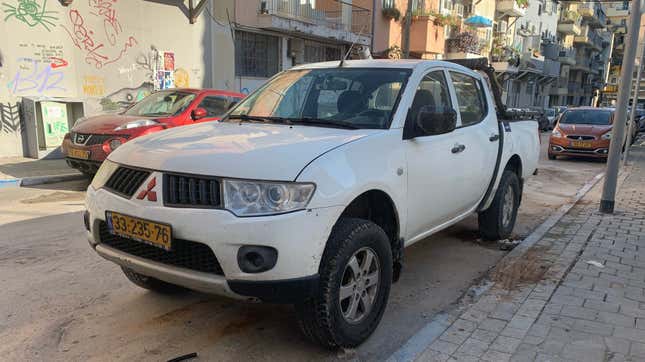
[337,189,403,281]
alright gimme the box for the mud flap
[393,238,404,283]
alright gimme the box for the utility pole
[402,0,413,58]
[624,39,645,164]
[600,0,641,214]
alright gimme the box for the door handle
[489,134,500,142]
[451,144,466,154]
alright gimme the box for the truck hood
[108,121,379,180]
[558,123,612,136]
[72,114,164,134]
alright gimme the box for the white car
[84,59,539,348]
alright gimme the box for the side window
[197,96,230,117]
[450,72,488,127]
[408,70,452,126]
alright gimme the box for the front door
[404,69,468,241]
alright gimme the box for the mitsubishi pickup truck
[84,58,539,348]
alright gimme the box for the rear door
[446,70,500,208]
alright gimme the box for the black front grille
[99,222,224,275]
[71,132,118,146]
[567,135,596,140]
[164,173,221,208]
[105,167,150,197]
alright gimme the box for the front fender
[296,129,407,236]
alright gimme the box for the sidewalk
[416,145,645,362]
[0,157,85,187]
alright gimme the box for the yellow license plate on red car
[106,211,172,250]
[68,147,90,160]
[571,141,592,148]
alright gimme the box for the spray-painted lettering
[7,57,65,94]
[89,0,121,46]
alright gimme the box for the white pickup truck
[84,59,539,348]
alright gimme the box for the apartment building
[551,1,609,106]
[601,1,628,106]
[224,0,372,92]
[492,0,560,108]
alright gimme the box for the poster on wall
[40,101,69,148]
[155,51,176,89]
[164,52,175,71]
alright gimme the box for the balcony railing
[558,47,576,65]
[574,25,603,50]
[496,0,527,18]
[558,10,582,35]
[259,0,371,35]
[544,59,561,77]
[543,43,560,60]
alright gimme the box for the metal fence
[260,0,371,35]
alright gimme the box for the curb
[387,171,606,362]
[0,173,87,188]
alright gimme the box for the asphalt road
[0,134,607,361]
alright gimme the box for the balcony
[578,2,607,28]
[496,0,527,18]
[571,55,592,72]
[605,2,628,18]
[444,33,483,59]
[544,59,561,77]
[409,16,446,56]
[603,85,618,93]
[519,51,545,73]
[558,47,576,66]
[574,26,603,51]
[557,11,582,35]
[258,0,371,44]
[543,43,560,60]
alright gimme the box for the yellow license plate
[106,211,172,250]
[571,141,592,148]
[68,147,90,160]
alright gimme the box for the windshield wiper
[226,114,294,125]
[295,117,360,130]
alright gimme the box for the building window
[235,31,281,78]
[304,40,342,63]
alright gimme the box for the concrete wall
[0,0,229,157]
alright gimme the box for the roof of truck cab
[290,59,472,72]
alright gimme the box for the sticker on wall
[174,68,189,88]
[40,101,68,148]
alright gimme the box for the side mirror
[191,107,208,120]
[404,106,457,139]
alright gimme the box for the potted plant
[515,0,529,9]
[382,6,401,21]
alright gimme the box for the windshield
[560,110,612,125]
[125,91,196,117]
[545,109,556,117]
[227,68,411,129]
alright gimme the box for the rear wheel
[478,170,521,241]
[296,218,392,349]
[121,267,188,294]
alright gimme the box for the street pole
[624,40,645,165]
[402,0,413,58]
[600,0,641,214]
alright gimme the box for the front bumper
[85,185,343,301]
[548,137,610,158]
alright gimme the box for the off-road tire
[121,267,187,294]
[548,153,557,160]
[478,170,521,241]
[296,218,393,349]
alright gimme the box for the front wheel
[296,218,392,349]
[478,170,521,241]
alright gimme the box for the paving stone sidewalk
[418,146,645,362]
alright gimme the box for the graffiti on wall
[7,57,66,95]
[2,0,58,31]
[62,1,137,69]
[0,102,22,134]
[174,68,189,88]
[82,75,105,96]
[99,82,152,111]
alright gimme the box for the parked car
[548,107,619,160]
[83,59,539,348]
[62,89,245,175]
[544,108,557,129]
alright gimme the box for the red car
[62,89,244,175]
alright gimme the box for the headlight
[552,128,563,138]
[91,160,118,190]
[601,131,612,140]
[223,179,315,216]
[114,119,160,131]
